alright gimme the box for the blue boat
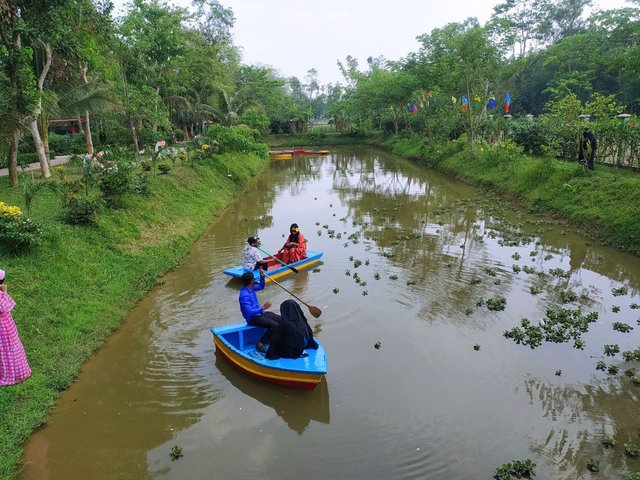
[223,250,323,283]
[211,322,327,389]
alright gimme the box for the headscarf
[280,300,318,349]
[288,223,300,243]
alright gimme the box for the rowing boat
[270,153,293,160]
[223,250,323,283]
[211,322,327,389]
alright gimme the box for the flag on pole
[461,96,468,112]
[505,91,511,113]
[488,95,497,109]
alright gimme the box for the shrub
[60,194,101,225]
[158,164,171,175]
[96,148,138,207]
[0,201,43,252]
[203,124,269,156]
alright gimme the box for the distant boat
[211,322,327,389]
[223,250,324,283]
[270,153,293,160]
[306,150,329,155]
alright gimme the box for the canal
[21,146,640,479]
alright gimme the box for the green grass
[0,152,268,479]
[384,135,640,255]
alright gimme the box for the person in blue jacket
[239,268,281,353]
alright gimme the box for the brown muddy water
[20,146,640,479]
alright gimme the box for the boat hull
[211,323,327,390]
[223,250,323,283]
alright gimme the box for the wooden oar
[263,272,322,318]
[256,246,299,274]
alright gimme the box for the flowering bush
[0,201,43,252]
[60,194,101,225]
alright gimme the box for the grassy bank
[383,135,640,255]
[0,152,268,479]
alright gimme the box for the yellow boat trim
[214,337,322,386]
[264,259,320,283]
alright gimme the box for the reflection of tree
[215,354,330,435]
[524,377,640,478]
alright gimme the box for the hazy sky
[113,0,631,86]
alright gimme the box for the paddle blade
[308,305,322,318]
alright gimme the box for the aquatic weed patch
[504,308,599,348]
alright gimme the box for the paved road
[0,155,72,177]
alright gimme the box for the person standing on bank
[579,128,597,170]
[0,269,32,386]
[243,236,270,271]
[239,269,282,353]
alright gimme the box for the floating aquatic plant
[333,288,339,294]
[512,264,521,273]
[612,286,628,297]
[596,361,607,371]
[485,267,497,277]
[544,254,554,261]
[559,290,578,303]
[555,369,562,376]
[613,322,633,333]
[312,268,321,273]
[470,278,482,285]
[612,305,621,313]
[486,296,507,311]
[374,272,381,280]
[512,253,521,260]
[625,443,639,457]
[522,265,536,274]
[608,364,619,375]
[602,435,616,447]
[353,259,362,268]
[374,341,381,349]
[604,344,620,356]
[549,268,571,278]
[362,290,368,296]
[530,285,542,295]
[465,308,473,316]
[170,445,183,461]
[389,275,398,280]
[586,459,600,472]
[493,459,536,480]
[473,344,481,351]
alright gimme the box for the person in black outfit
[579,128,597,170]
[266,300,319,360]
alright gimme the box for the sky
[113,0,631,86]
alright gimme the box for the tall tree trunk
[28,119,50,177]
[129,116,140,155]
[183,126,190,141]
[80,63,94,155]
[29,42,52,177]
[39,115,50,159]
[8,129,19,187]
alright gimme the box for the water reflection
[525,377,640,478]
[215,354,330,435]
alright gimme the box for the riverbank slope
[0,153,268,479]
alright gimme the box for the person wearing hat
[0,269,32,386]
[243,236,270,271]
[239,269,282,353]
[274,223,307,265]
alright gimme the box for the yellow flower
[0,201,22,218]
[201,144,210,151]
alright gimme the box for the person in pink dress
[0,268,31,386]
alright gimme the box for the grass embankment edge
[376,135,640,256]
[0,152,268,479]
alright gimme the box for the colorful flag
[488,95,497,109]
[461,96,468,112]
[505,91,511,113]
